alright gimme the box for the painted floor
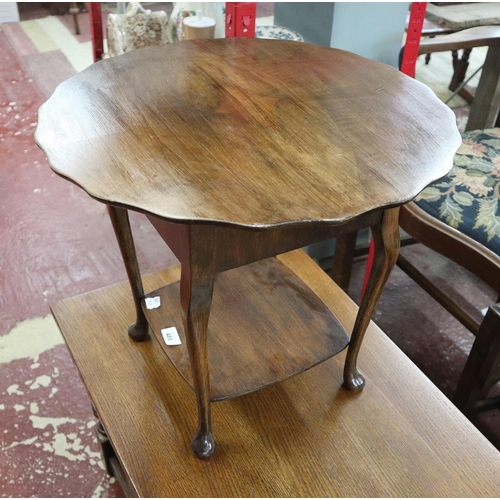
[1,4,499,498]
[0,7,178,498]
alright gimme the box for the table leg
[330,231,357,293]
[344,208,400,391]
[92,404,114,477]
[449,48,474,104]
[466,45,500,131]
[107,205,148,341]
[69,2,80,35]
[180,266,215,458]
[450,48,471,92]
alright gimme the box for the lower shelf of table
[142,257,349,401]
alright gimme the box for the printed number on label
[161,327,181,346]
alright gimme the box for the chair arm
[418,25,500,55]
[399,202,500,292]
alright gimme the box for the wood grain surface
[51,250,500,497]
[143,257,349,401]
[426,3,500,30]
[35,38,461,228]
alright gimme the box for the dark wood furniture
[332,26,500,418]
[35,38,460,458]
[50,250,500,497]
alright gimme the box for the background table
[426,3,500,30]
[424,4,500,103]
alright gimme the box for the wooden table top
[51,250,500,497]
[35,38,461,229]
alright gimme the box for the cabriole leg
[344,208,400,391]
[180,266,215,458]
[107,205,148,341]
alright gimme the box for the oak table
[36,38,461,458]
[50,250,500,497]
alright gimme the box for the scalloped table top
[35,38,461,228]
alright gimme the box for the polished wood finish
[36,38,460,458]
[143,257,349,401]
[51,250,500,498]
[180,263,215,457]
[147,211,382,274]
[330,230,357,294]
[144,209,391,455]
[344,208,400,391]
[107,206,148,341]
[35,38,460,228]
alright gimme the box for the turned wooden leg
[450,48,471,91]
[92,404,114,477]
[107,205,148,341]
[180,266,215,458]
[69,2,80,35]
[344,208,400,391]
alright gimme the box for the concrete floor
[0,3,499,497]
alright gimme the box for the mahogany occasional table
[35,38,461,458]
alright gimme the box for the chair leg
[69,2,80,35]
[454,303,500,415]
[450,49,474,103]
[330,232,357,293]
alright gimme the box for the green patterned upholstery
[415,128,500,255]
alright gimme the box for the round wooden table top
[35,38,461,229]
